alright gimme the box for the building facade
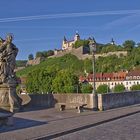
[62,32,80,50]
[79,70,140,91]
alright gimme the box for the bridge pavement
[0,104,140,140]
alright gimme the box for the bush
[114,84,125,93]
[80,83,92,93]
[96,84,110,94]
[131,84,140,91]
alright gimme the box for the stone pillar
[98,94,103,111]
[0,84,22,112]
[93,94,98,111]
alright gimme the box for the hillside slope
[17,46,140,77]
[16,54,84,77]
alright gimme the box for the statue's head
[6,33,14,43]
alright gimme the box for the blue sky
[0,0,140,60]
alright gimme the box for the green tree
[28,54,34,60]
[101,44,123,53]
[52,69,79,93]
[74,40,89,49]
[26,67,57,93]
[96,55,122,73]
[16,60,27,67]
[42,50,54,57]
[80,83,92,93]
[123,40,135,51]
[131,84,140,91]
[36,51,44,58]
[114,84,125,93]
[46,50,54,57]
[83,58,92,73]
[42,51,47,57]
[96,84,110,94]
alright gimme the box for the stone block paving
[0,104,140,140]
[54,112,140,140]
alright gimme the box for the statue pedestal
[0,84,21,113]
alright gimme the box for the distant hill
[16,39,140,77]
[16,54,84,77]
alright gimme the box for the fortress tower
[62,32,80,50]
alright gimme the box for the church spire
[111,38,115,45]
[63,36,67,42]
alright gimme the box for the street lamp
[89,37,96,94]
[89,37,97,110]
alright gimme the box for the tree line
[28,50,54,60]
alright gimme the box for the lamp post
[89,37,96,93]
[89,37,97,110]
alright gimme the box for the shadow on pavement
[0,117,46,133]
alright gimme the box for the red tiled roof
[113,72,127,80]
[87,73,113,79]
[80,71,127,82]
[127,70,140,76]
[102,73,113,78]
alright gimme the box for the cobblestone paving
[54,113,140,140]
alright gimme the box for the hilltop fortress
[62,32,80,50]
[26,32,128,66]
[49,32,127,60]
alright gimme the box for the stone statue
[0,34,21,112]
[0,34,18,84]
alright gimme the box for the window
[137,76,140,79]
[126,77,129,80]
[133,76,136,79]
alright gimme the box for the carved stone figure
[0,34,21,112]
[0,35,18,84]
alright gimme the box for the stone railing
[19,91,140,111]
[19,93,94,109]
[98,91,140,111]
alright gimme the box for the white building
[62,32,80,50]
[79,70,140,91]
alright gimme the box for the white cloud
[0,10,140,23]
[103,14,140,30]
